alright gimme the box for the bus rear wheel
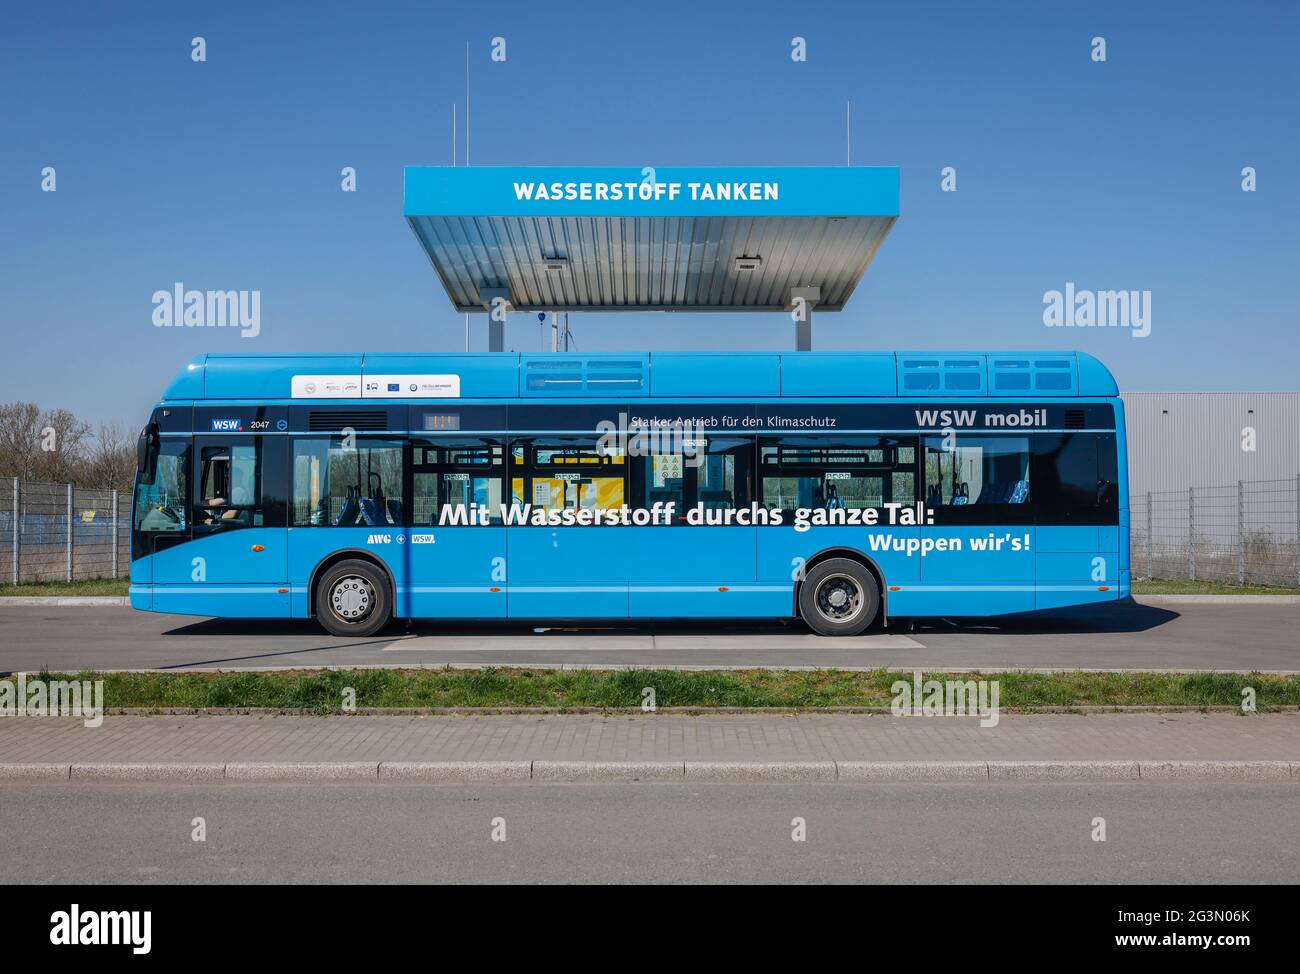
[798,558,880,636]
[314,559,392,637]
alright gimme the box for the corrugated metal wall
[1121,392,1300,495]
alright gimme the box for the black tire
[797,558,881,636]
[314,558,392,637]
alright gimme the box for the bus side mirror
[137,422,160,484]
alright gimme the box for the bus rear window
[1033,433,1119,523]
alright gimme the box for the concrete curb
[532,760,685,781]
[0,760,1296,783]
[380,761,531,781]
[1137,760,1293,780]
[70,762,225,782]
[224,762,379,781]
[990,760,1140,781]
[836,761,989,782]
[0,596,129,606]
[684,761,839,782]
[0,763,72,780]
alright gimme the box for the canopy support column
[789,286,821,351]
[478,287,510,352]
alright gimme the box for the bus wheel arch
[308,550,396,637]
[794,547,888,631]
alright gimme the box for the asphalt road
[0,600,1296,672]
[2,781,1297,884]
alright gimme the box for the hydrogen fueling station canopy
[403,166,900,351]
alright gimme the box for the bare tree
[33,408,91,483]
[0,401,110,485]
[0,401,44,480]
[84,422,137,490]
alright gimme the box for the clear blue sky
[3,0,1297,428]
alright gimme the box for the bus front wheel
[314,559,392,637]
[798,558,880,637]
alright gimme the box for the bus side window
[511,436,626,517]
[759,436,916,516]
[411,439,505,526]
[923,435,1031,508]
[635,435,753,518]
[292,438,404,527]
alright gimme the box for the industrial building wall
[1121,392,1300,496]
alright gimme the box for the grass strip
[22,667,1300,714]
[0,578,129,597]
[1131,579,1300,596]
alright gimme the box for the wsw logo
[210,419,243,431]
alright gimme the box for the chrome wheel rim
[813,573,865,624]
[329,575,374,622]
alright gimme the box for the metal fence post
[66,482,73,582]
[1145,491,1153,580]
[10,478,17,586]
[1237,480,1245,587]
[111,489,119,578]
[1188,486,1196,582]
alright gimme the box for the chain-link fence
[1130,477,1300,587]
[0,478,130,584]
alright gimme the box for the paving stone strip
[1,712,1298,782]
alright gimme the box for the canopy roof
[404,167,900,314]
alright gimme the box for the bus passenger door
[153,434,290,618]
[628,435,760,617]
[404,438,508,619]
[916,434,1036,616]
[505,436,632,618]
[286,436,407,619]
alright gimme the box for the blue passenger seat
[335,495,360,527]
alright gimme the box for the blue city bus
[131,351,1128,637]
